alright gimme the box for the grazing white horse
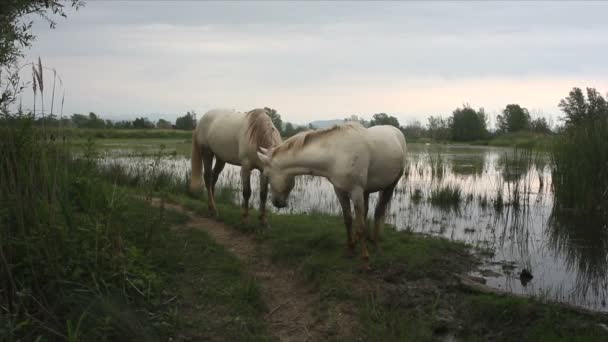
[190,108,282,225]
[257,122,407,269]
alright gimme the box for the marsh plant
[550,87,608,227]
[551,119,608,216]
[500,147,534,209]
[429,184,462,209]
[428,151,447,180]
[0,61,179,340]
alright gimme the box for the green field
[3,126,607,341]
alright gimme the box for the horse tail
[190,130,203,193]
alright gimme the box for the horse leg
[363,191,370,239]
[351,187,370,270]
[240,167,252,223]
[372,180,398,248]
[259,174,269,227]
[202,148,218,216]
[211,158,226,196]
[334,187,355,256]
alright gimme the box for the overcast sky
[23,1,608,126]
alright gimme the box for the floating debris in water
[519,269,533,286]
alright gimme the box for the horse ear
[257,150,270,165]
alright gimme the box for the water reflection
[94,143,608,312]
[547,213,608,308]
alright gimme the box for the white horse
[190,108,282,225]
[257,122,407,269]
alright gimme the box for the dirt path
[155,200,357,342]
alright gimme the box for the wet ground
[95,140,608,312]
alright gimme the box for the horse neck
[274,142,331,178]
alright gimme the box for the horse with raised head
[190,108,282,225]
[257,122,406,269]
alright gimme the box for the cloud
[22,1,608,124]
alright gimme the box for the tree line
[271,103,554,141]
[6,100,578,142]
[9,110,200,130]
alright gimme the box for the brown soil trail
[154,200,357,342]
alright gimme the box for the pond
[95,141,608,312]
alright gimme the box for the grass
[470,131,552,149]
[0,117,268,341]
[551,119,608,216]
[169,191,608,341]
[50,127,192,140]
[4,115,607,340]
[429,184,462,209]
[154,221,269,341]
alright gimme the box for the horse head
[257,147,295,208]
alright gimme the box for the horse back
[195,109,244,165]
[364,125,407,190]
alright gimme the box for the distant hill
[308,119,345,129]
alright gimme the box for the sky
[22,1,608,126]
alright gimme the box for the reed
[551,119,608,217]
[429,184,462,209]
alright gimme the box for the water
[96,143,608,312]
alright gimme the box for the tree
[427,115,450,141]
[175,111,197,130]
[132,117,153,129]
[558,87,608,128]
[70,112,105,128]
[156,118,172,129]
[71,113,88,127]
[370,113,400,128]
[264,107,283,135]
[401,120,425,139]
[87,112,105,129]
[530,117,551,134]
[450,105,487,141]
[114,120,132,129]
[496,104,531,133]
[283,122,296,137]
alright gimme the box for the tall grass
[500,147,533,209]
[551,119,608,216]
[0,60,185,340]
[429,184,462,209]
[0,117,175,340]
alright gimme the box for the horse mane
[273,121,364,156]
[246,108,282,148]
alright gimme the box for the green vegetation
[170,192,608,341]
[429,184,462,209]
[3,5,607,339]
[496,104,531,133]
[480,131,551,149]
[53,127,192,140]
[551,87,608,216]
[174,111,197,130]
[0,120,268,340]
[450,105,488,142]
[370,112,400,128]
[3,116,608,340]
